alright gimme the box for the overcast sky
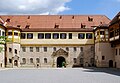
[0,0,120,19]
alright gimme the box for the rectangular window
[119,49,120,55]
[30,47,33,52]
[102,56,105,60]
[110,31,114,38]
[2,31,5,36]
[14,32,18,36]
[115,29,119,36]
[78,33,85,39]
[116,49,117,55]
[66,47,69,51]
[60,33,66,39]
[73,47,77,51]
[27,33,33,39]
[100,31,105,35]
[53,47,56,51]
[86,33,93,39]
[53,33,59,39]
[9,48,12,52]
[22,47,26,52]
[0,30,1,36]
[15,49,17,54]
[36,47,39,52]
[73,58,77,63]
[44,47,47,52]
[45,33,51,39]
[8,32,12,35]
[80,47,83,51]
[21,33,26,39]
[38,33,44,39]
[69,33,72,39]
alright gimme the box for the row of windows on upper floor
[110,28,119,38]
[20,33,93,39]
[21,47,84,52]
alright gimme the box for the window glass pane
[36,58,40,63]
[0,30,1,36]
[8,32,12,35]
[69,33,72,39]
[66,47,69,51]
[60,33,66,39]
[44,47,47,52]
[36,47,39,52]
[30,47,33,52]
[44,58,47,63]
[30,58,33,63]
[73,47,77,51]
[100,31,105,35]
[38,33,44,39]
[78,33,85,39]
[45,33,51,39]
[9,48,12,52]
[86,33,92,39]
[15,49,17,54]
[14,32,18,36]
[53,47,56,51]
[73,58,77,63]
[53,33,59,39]
[22,58,26,64]
[2,31,5,36]
[27,33,33,39]
[22,47,26,52]
[21,33,26,39]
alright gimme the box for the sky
[0,0,120,19]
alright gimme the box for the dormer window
[81,23,86,29]
[17,25,21,28]
[88,17,93,22]
[25,25,30,29]
[59,16,62,19]
[72,16,74,19]
[6,18,10,22]
[54,24,59,29]
[28,16,30,19]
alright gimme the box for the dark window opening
[30,58,33,63]
[38,33,44,39]
[8,32,12,35]
[9,48,12,52]
[100,31,105,35]
[21,33,26,39]
[27,33,33,39]
[44,47,47,52]
[102,56,105,60]
[15,49,17,54]
[116,49,117,55]
[81,23,86,28]
[22,47,26,52]
[17,25,21,28]
[73,58,77,63]
[6,19,10,22]
[69,33,72,39]
[53,33,59,39]
[60,33,66,39]
[54,24,59,29]
[25,25,30,29]
[110,31,114,38]
[14,32,18,36]
[9,59,12,63]
[30,47,33,52]
[86,33,93,39]
[73,47,77,51]
[45,33,51,39]
[88,17,93,22]
[78,33,85,39]
[66,47,69,51]
[44,58,47,63]
[53,47,56,51]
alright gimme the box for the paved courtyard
[0,68,120,83]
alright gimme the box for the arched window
[22,58,26,64]
[30,58,33,63]
[36,58,40,63]
[44,58,47,63]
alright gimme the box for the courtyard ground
[0,68,120,83]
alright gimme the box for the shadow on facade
[83,67,120,76]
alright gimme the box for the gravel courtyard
[0,68,120,83]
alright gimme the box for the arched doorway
[57,56,66,67]
[14,60,18,66]
[109,60,113,68]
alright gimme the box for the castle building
[0,12,120,68]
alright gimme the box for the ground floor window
[22,58,26,64]
[30,58,33,63]
[44,58,47,63]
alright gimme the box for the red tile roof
[0,15,110,31]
